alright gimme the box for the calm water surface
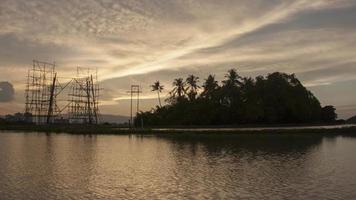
[0,131,356,200]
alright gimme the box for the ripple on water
[0,132,356,199]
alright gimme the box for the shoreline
[1,123,356,136]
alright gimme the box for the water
[152,124,356,132]
[0,131,356,199]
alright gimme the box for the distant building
[54,117,69,124]
[4,112,32,123]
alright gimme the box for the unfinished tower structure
[25,61,101,124]
[68,67,100,124]
[25,60,58,124]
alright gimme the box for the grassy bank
[0,122,356,136]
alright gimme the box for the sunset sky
[0,0,356,119]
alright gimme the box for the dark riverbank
[1,123,356,136]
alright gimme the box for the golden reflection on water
[0,132,356,199]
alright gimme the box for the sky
[0,0,356,119]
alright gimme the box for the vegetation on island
[347,115,356,124]
[135,69,337,126]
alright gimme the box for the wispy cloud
[0,0,356,117]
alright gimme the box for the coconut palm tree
[222,69,242,88]
[221,69,243,108]
[151,81,164,107]
[170,78,186,99]
[201,74,219,99]
[186,75,200,101]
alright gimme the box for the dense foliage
[135,69,337,126]
[347,115,356,124]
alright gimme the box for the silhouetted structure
[25,60,58,124]
[68,67,100,124]
[127,85,141,127]
[25,61,101,124]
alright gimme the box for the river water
[0,131,355,199]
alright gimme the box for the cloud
[0,0,356,116]
[0,82,15,102]
[0,34,83,67]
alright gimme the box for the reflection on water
[153,124,356,132]
[0,131,356,199]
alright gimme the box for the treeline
[135,69,337,126]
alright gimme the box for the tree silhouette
[222,69,242,88]
[169,78,186,102]
[151,81,164,107]
[201,74,219,100]
[186,75,200,101]
[321,106,337,122]
[220,69,243,123]
[135,69,337,126]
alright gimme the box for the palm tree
[201,74,219,99]
[221,69,242,108]
[151,81,164,107]
[222,69,242,88]
[170,78,186,99]
[186,75,200,101]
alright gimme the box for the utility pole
[86,77,92,124]
[90,75,98,124]
[127,85,141,128]
[46,73,57,124]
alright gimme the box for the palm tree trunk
[157,91,162,107]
